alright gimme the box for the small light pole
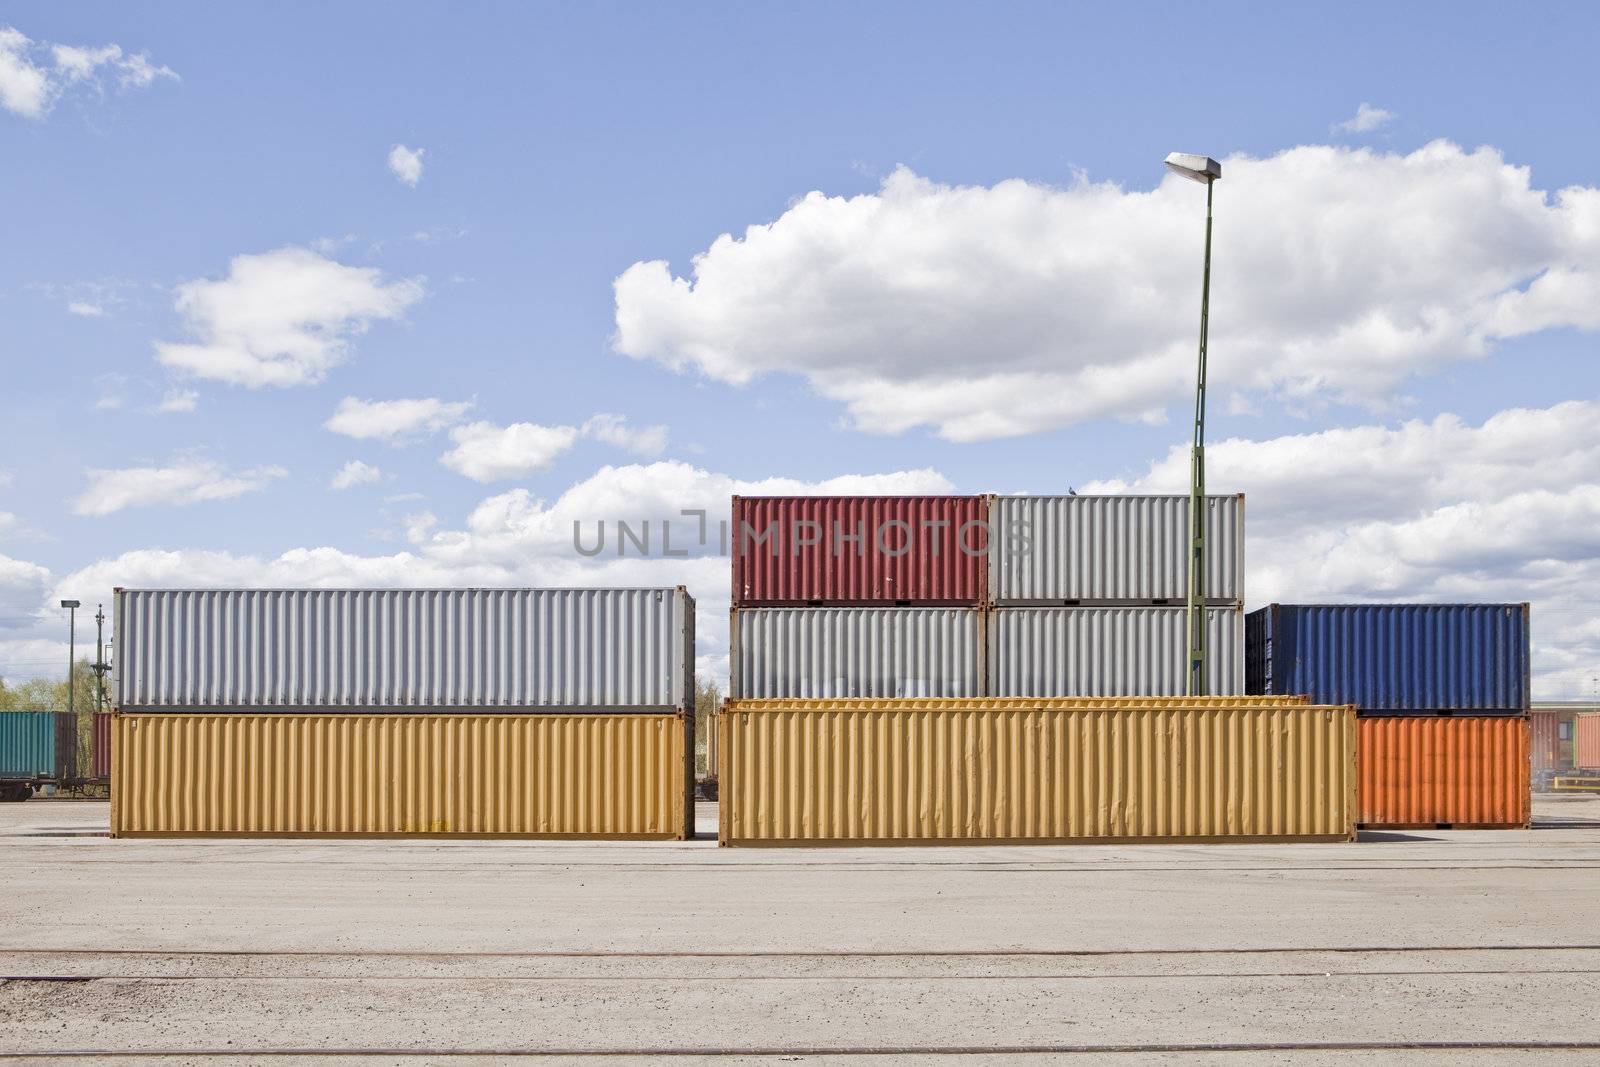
[61,600,81,717]
[1163,152,1222,697]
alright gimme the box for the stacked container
[987,495,1245,696]
[725,494,1354,846]
[1247,603,1532,829]
[110,587,696,838]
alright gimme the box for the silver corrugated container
[731,607,982,699]
[989,605,1243,697]
[115,588,695,711]
[990,494,1242,604]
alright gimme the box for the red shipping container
[93,711,112,780]
[732,496,988,606]
[1578,715,1600,771]
[1358,715,1529,829]
[1530,710,1566,773]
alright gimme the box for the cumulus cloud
[388,144,425,186]
[439,421,581,482]
[329,460,382,490]
[155,248,425,388]
[67,300,104,318]
[581,413,669,457]
[72,458,287,517]
[0,26,175,119]
[1086,399,1600,699]
[325,396,473,443]
[1334,102,1395,134]
[48,461,954,685]
[615,143,1600,440]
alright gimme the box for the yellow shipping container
[719,698,1354,846]
[112,712,692,839]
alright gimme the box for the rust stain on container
[719,698,1354,846]
[1357,716,1529,829]
[732,496,988,606]
[111,712,691,839]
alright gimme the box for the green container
[0,711,73,780]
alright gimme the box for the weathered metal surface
[0,711,67,780]
[730,607,983,699]
[110,712,690,838]
[990,494,1242,603]
[115,588,695,711]
[1357,715,1530,829]
[1246,603,1530,711]
[1579,715,1600,772]
[719,698,1354,845]
[732,496,988,606]
[988,606,1243,697]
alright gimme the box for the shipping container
[732,496,987,607]
[719,698,1354,845]
[989,494,1242,604]
[1246,603,1530,711]
[1579,715,1600,771]
[1357,716,1529,829]
[115,587,695,711]
[0,711,75,783]
[111,711,692,838]
[93,711,112,781]
[731,607,982,699]
[989,605,1243,697]
[1530,710,1571,776]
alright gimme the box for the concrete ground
[2,796,1599,1065]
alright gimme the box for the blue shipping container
[0,710,73,780]
[1246,604,1530,712]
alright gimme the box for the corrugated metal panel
[989,606,1243,697]
[732,496,987,606]
[110,712,690,838]
[1530,711,1563,774]
[719,698,1355,845]
[1579,715,1600,771]
[730,607,982,699]
[0,711,59,779]
[990,494,1242,603]
[1357,716,1530,829]
[93,712,112,780]
[115,587,694,711]
[1246,603,1530,711]
[734,695,1310,709]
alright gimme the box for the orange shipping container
[1578,715,1600,771]
[1357,716,1529,829]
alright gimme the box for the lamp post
[61,600,80,718]
[1163,152,1221,697]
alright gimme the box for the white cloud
[67,300,104,318]
[582,413,669,457]
[154,388,198,414]
[325,396,473,443]
[72,458,287,517]
[1087,399,1600,700]
[388,144,425,187]
[440,421,581,482]
[615,143,1600,441]
[330,460,382,490]
[156,248,425,388]
[0,27,175,119]
[1335,102,1396,134]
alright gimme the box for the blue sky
[3,3,1598,695]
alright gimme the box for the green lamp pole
[1163,152,1222,696]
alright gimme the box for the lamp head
[1164,152,1222,184]
[60,599,80,609]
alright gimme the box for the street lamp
[61,600,80,719]
[1163,152,1221,697]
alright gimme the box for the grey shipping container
[988,605,1244,697]
[731,607,982,699]
[115,587,695,711]
[990,494,1242,604]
